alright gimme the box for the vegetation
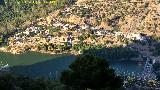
[0,73,64,90]
[153,62,160,72]
[72,43,102,52]
[153,62,160,81]
[152,43,160,56]
[0,37,3,44]
[77,6,91,18]
[83,46,139,61]
[0,0,70,35]
[37,44,70,52]
[78,34,90,41]
[60,55,123,90]
[50,26,61,33]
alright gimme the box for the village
[1,0,160,89]
[0,17,147,55]
[0,0,153,55]
[0,0,159,54]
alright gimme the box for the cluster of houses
[115,32,148,41]
[3,15,117,54]
[0,0,155,54]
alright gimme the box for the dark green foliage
[78,34,89,41]
[132,40,146,46]
[60,55,123,90]
[0,0,69,35]
[37,43,71,53]
[83,46,139,61]
[153,43,160,56]
[51,26,61,32]
[0,74,64,90]
[0,74,15,90]
[0,37,3,44]
[79,7,91,17]
[72,43,102,52]
[153,62,160,71]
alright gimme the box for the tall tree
[60,55,123,90]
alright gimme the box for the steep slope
[55,0,160,34]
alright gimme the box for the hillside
[1,0,160,89]
[0,0,160,59]
[61,0,160,34]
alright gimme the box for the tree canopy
[0,73,64,90]
[60,55,123,90]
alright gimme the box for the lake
[0,51,145,79]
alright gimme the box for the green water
[0,51,68,66]
[0,51,144,78]
[0,52,76,78]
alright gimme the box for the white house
[132,33,147,41]
[81,24,89,30]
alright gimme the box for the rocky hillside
[1,0,160,57]
[55,0,160,34]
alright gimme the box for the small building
[81,24,89,30]
[132,33,147,41]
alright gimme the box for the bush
[0,73,64,90]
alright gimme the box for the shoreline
[0,46,80,56]
[0,47,144,62]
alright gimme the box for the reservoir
[0,52,144,78]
